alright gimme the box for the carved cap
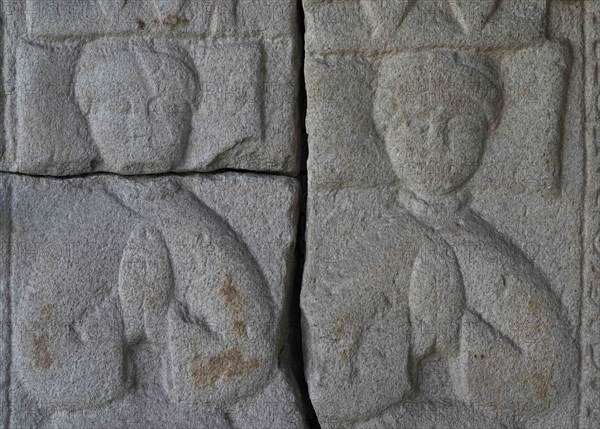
[373,49,503,138]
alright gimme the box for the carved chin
[94,139,185,172]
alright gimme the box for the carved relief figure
[331,49,577,426]
[380,49,575,423]
[75,39,199,173]
[14,37,275,426]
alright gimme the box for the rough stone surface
[0,0,299,175]
[0,173,303,428]
[301,1,595,428]
[4,1,600,428]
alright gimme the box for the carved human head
[75,39,199,172]
[374,50,503,196]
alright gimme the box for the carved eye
[405,117,429,134]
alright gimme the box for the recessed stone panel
[0,0,299,175]
[0,173,303,428]
[302,1,590,428]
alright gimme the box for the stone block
[0,0,299,175]
[0,173,303,428]
[302,1,592,427]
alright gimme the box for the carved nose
[427,120,447,150]
[128,105,152,135]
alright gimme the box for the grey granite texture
[301,0,596,428]
[0,0,299,175]
[4,1,600,429]
[0,173,304,428]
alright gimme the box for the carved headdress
[75,38,200,114]
[373,50,503,138]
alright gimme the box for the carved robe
[14,179,275,422]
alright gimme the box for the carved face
[77,49,196,172]
[385,102,488,196]
[375,51,501,197]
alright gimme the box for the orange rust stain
[530,370,553,402]
[333,315,354,365]
[32,335,53,369]
[525,371,554,403]
[147,296,158,310]
[163,14,190,27]
[339,348,351,365]
[516,365,555,405]
[233,320,246,336]
[192,347,259,390]
[528,299,542,318]
[333,324,345,341]
[40,304,53,320]
[219,272,247,338]
[333,315,350,341]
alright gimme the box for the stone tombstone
[0,1,305,428]
[0,0,299,175]
[0,173,303,428]
[302,1,593,428]
[3,0,600,428]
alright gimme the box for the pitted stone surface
[0,173,303,428]
[4,1,600,429]
[0,0,299,175]
[301,1,592,428]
